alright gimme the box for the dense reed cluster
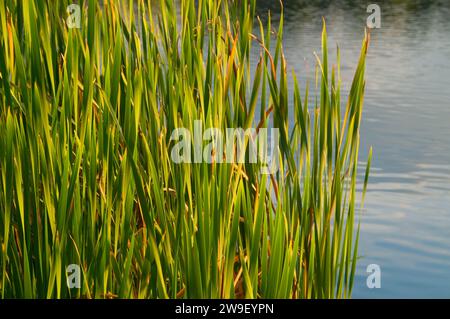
[0,0,371,298]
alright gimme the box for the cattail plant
[0,0,371,298]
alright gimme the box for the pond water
[253,0,450,298]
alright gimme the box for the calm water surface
[254,0,450,298]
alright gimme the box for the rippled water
[254,0,450,298]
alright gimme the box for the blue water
[254,0,450,298]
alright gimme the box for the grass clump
[0,0,371,298]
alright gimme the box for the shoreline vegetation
[0,0,371,298]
